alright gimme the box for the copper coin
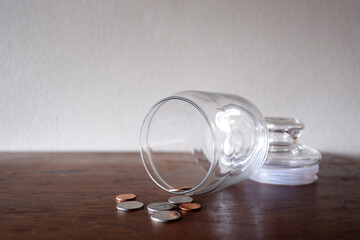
[169,186,193,192]
[179,203,202,211]
[115,193,136,202]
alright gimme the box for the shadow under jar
[140,91,269,195]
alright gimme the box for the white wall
[1,0,359,155]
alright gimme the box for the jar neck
[265,117,304,153]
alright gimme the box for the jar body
[140,91,268,195]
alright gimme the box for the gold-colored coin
[169,186,192,192]
[115,193,136,202]
[179,203,202,211]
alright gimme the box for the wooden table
[0,152,359,239]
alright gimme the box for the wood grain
[0,152,359,239]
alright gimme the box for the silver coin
[147,202,175,212]
[150,210,181,222]
[116,201,144,211]
[168,195,193,204]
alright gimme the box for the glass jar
[140,90,269,195]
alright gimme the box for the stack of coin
[115,193,144,211]
[146,201,180,223]
[115,193,202,223]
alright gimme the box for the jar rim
[139,95,217,195]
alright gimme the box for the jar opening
[140,97,215,194]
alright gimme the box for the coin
[116,201,144,211]
[168,195,193,204]
[115,193,136,202]
[150,210,181,222]
[169,186,193,192]
[179,202,202,211]
[147,202,175,212]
